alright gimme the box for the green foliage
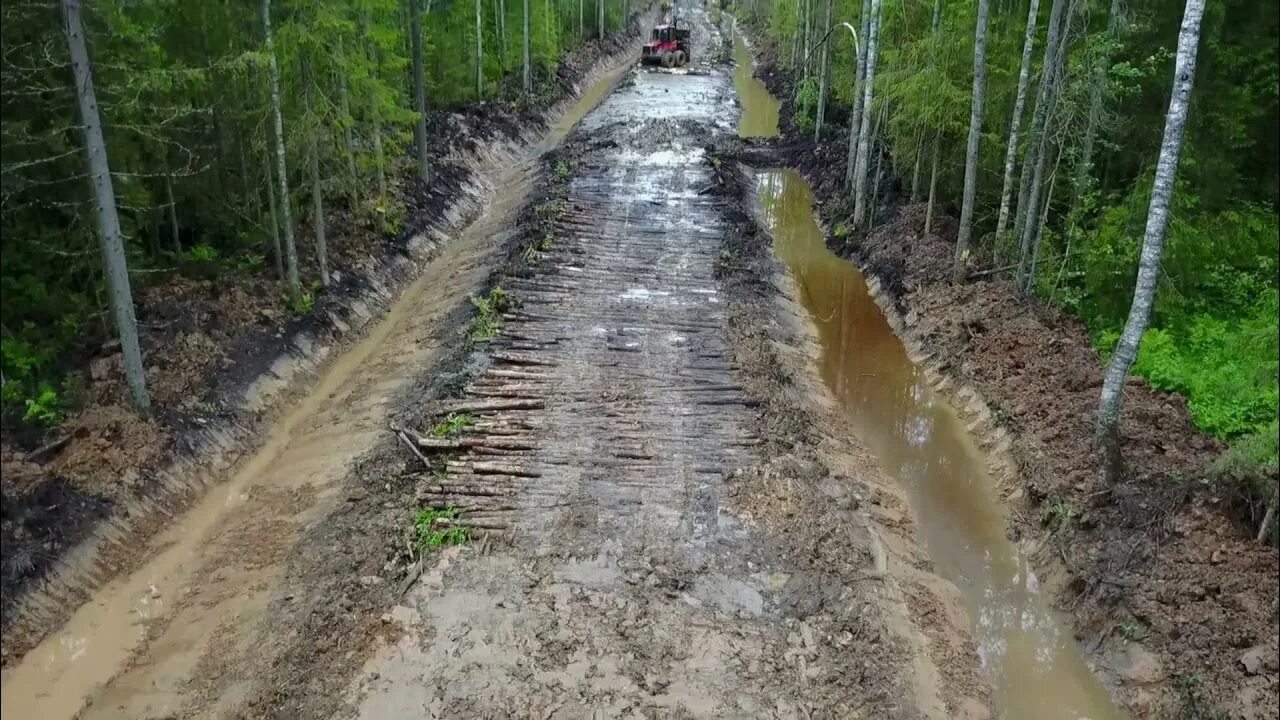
[412,507,469,552]
[286,290,315,316]
[793,77,818,131]
[184,244,219,264]
[22,383,63,427]
[430,412,472,437]
[469,286,511,341]
[1039,497,1073,531]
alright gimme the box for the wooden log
[442,398,545,413]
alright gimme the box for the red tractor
[641,18,691,68]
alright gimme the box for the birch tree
[62,0,151,412]
[1014,0,1069,289]
[523,0,532,93]
[1096,0,1206,481]
[475,0,484,98]
[814,0,833,140]
[951,0,989,281]
[851,0,882,227]
[844,0,872,191]
[994,0,1041,249]
[263,0,301,300]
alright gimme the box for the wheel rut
[346,5,987,719]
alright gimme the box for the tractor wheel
[674,50,687,66]
[662,52,674,68]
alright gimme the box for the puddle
[754,168,1125,720]
[731,29,779,138]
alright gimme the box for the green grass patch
[413,506,469,552]
[430,412,472,437]
[469,286,510,342]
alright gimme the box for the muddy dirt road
[2,3,1131,718]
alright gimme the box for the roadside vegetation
[0,0,636,430]
[733,0,1277,533]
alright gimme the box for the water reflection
[756,169,1124,720]
[731,31,780,138]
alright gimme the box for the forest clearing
[0,0,1276,717]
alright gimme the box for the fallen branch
[390,422,431,466]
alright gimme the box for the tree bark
[1015,0,1069,289]
[844,0,872,192]
[1026,142,1062,291]
[910,130,923,202]
[304,53,329,289]
[579,0,584,37]
[475,0,484,98]
[523,0,532,94]
[1258,487,1279,544]
[851,0,882,227]
[951,0,990,282]
[62,0,150,412]
[598,0,605,40]
[265,155,285,281]
[814,0,833,140]
[410,0,430,183]
[925,128,941,234]
[1096,0,1205,481]
[165,172,181,254]
[263,0,301,300]
[994,0,1040,249]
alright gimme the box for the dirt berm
[732,21,1279,720]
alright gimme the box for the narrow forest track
[344,5,987,719]
[2,4,993,719]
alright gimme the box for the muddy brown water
[0,52,641,720]
[731,30,779,138]
[755,168,1125,720]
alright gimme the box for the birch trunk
[263,0,301,300]
[951,0,990,282]
[63,0,150,412]
[994,0,1040,247]
[844,0,872,192]
[475,0,484,98]
[304,54,329,288]
[410,0,430,182]
[523,0,531,93]
[1096,0,1205,481]
[1015,0,1069,288]
[1258,487,1279,544]
[925,129,941,234]
[1026,144,1062,291]
[814,0,833,140]
[851,0,882,227]
[910,131,923,202]
[579,0,584,37]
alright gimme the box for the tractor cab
[641,18,691,67]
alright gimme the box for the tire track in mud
[344,5,989,718]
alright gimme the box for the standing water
[755,169,1125,720]
[731,30,780,138]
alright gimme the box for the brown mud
[0,9,659,716]
[339,5,987,718]
[730,18,1279,719]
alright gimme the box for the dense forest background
[1,0,628,425]
[738,0,1278,488]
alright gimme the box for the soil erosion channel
[754,168,1123,720]
[0,51,638,720]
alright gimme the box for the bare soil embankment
[0,14,653,668]
[733,22,1279,718]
